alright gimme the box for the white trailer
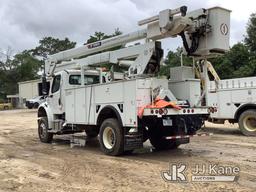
[176,59,256,136]
[37,6,231,155]
[207,76,256,136]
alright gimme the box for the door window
[69,75,99,85]
[51,75,61,93]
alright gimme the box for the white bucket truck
[37,6,231,155]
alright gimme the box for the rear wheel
[99,118,124,156]
[239,110,256,136]
[148,128,180,150]
[3,106,9,110]
[149,134,179,150]
[38,117,53,143]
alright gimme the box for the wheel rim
[39,121,47,138]
[103,127,116,149]
[243,115,256,132]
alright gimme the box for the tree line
[0,13,255,100]
[0,38,76,100]
[0,30,121,100]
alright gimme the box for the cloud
[0,0,254,54]
[1,0,146,51]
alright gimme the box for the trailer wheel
[239,110,256,136]
[99,118,124,156]
[38,117,53,143]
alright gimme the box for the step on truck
[37,6,231,155]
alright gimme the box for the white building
[18,79,41,100]
[18,79,49,107]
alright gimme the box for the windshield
[69,75,100,85]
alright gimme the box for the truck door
[48,74,63,114]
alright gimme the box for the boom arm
[45,6,230,77]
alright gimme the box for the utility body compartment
[64,78,167,127]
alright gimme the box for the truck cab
[47,70,100,115]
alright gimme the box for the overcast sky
[0,0,255,54]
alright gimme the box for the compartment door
[65,89,75,123]
[75,89,86,123]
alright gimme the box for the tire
[149,135,179,150]
[3,106,9,110]
[239,110,256,136]
[38,117,53,143]
[148,129,179,150]
[85,131,98,138]
[27,105,33,109]
[99,118,124,156]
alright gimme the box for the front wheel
[38,117,53,143]
[239,110,256,136]
[99,118,124,156]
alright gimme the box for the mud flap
[124,134,143,151]
[176,137,190,145]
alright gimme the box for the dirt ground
[0,109,255,192]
